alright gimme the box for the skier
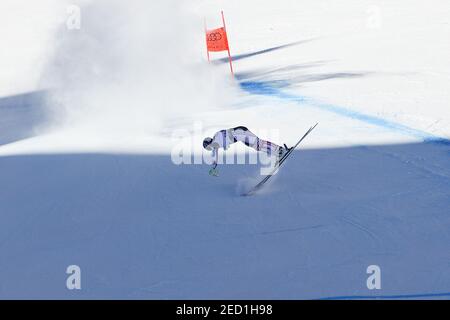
[203,126,290,176]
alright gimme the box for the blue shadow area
[213,39,315,64]
[320,292,450,300]
[0,90,50,146]
[0,140,449,299]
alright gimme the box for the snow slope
[0,0,449,299]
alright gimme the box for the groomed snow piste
[0,0,449,299]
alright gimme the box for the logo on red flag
[206,27,229,52]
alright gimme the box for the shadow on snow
[0,140,449,299]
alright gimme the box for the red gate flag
[204,11,234,75]
[206,27,229,52]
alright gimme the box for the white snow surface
[0,0,449,299]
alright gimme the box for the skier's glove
[209,167,219,177]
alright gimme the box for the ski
[243,123,319,196]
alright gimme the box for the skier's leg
[233,127,257,148]
[233,127,281,156]
[258,139,282,156]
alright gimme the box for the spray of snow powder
[39,0,236,147]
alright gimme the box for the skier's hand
[209,167,219,177]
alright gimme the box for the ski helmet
[203,137,213,150]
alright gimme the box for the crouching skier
[202,126,290,176]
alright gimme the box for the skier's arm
[212,147,218,168]
[209,147,219,176]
